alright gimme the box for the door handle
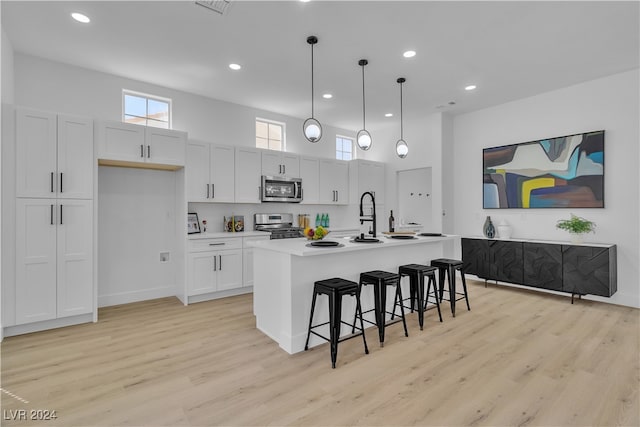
[214,255,217,271]
[219,255,222,270]
[336,191,339,202]
[283,164,286,175]
[51,172,55,193]
[207,184,210,198]
[208,243,225,246]
[60,173,63,193]
[60,204,63,225]
[147,145,151,158]
[279,164,282,174]
[212,183,215,199]
[140,144,144,158]
[50,204,54,225]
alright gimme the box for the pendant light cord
[311,43,315,119]
[400,81,404,140]
[361,64,366,129]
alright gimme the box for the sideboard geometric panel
[462,237,616,298]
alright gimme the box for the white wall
[453,69,640,308]
[1,29,14,103]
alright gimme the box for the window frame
[255,117,286,151]
[122,89,172,129]
[335,135,355,161]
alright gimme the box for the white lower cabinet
[15,198,93,325]
[187,238,243,297]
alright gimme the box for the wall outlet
[160,252,170,263]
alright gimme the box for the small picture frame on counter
[187,212,201,234]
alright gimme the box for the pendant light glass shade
[303,36,322,143]
[356,59,372,151]
[396,77,409,158]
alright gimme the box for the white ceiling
[2,1,639,132]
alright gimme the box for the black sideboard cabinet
[461,238,617,298]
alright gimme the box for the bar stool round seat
[355,270,408,347]
[304,277,369,368]
[430,258,470,317]
[398,264,443,329]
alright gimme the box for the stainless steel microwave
[261,176,303,203]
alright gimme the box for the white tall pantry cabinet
[8,108,95,332]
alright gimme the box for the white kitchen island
[251,234,459,354]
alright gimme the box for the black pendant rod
[398,77,406,140]
[308,36,318,119]
[360,59,368,129]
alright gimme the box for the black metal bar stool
[304,278,369,368]
[397,264,443,329]
[430,258,470,317]
[353,270,408,347]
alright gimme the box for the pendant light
[303,36,322,143]
[356,59,372,151]
[396,77,409,158]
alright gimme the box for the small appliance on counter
[254,213,303,239]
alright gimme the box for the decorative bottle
[389,210,395,232]
[315,213,320,227]
[483,216,496,238]
[325,213,330,228]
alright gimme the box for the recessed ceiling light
[322,93,332,99]
[403,50,416,58]
[385,113,393,117]
[465,85,477,91]
[229,63,241,70]
[71,12,90,23]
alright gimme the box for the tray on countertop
[419,232,444,237]
[382,231,416,235]
[307,240,342,247]
[387,235,417,240]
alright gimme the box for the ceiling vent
[195,0,231,15]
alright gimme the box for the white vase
[570,233,584,244]
[497,220,512,239]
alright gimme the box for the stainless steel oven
[261,176,302,203]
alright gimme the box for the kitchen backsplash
[187,203,365,233]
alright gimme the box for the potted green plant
[556,214,596,243]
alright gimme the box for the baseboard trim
[98,286,176,308]
[188,287,252,304]
[4,313,93,337]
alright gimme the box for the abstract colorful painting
[483,130,604,208]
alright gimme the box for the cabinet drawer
[243,235,270,248]
[188,238,242,252]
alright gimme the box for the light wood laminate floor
[1,280,639,426]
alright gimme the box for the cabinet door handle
[283,164,286,175]
[147,145,151,158]
[219,255,222,270]
[50,172,55,193]
[212,183,215,199]
[60,173,63,193]
[50,204,54,225]
[278,164,282,174]
[208,242,225,246]
[140,144,144,158]
[207,184,210,198]
[336,191,339,202]
[214,255,217,271]
[60,204,63,225]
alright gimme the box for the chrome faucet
[359,191,376,238]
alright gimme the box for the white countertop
[463,235,615,248]
[250,234,458,256]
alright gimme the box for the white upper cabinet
[299,156,320,204]
[16,108,93,199]
[96,121,145,163]
[186,142,235,202]
[261,150,300,177]
[350,159,386,206]
[210,144,235,202]
[96,121,186,167]
[319,159,349,205]
[235,147,262,203]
